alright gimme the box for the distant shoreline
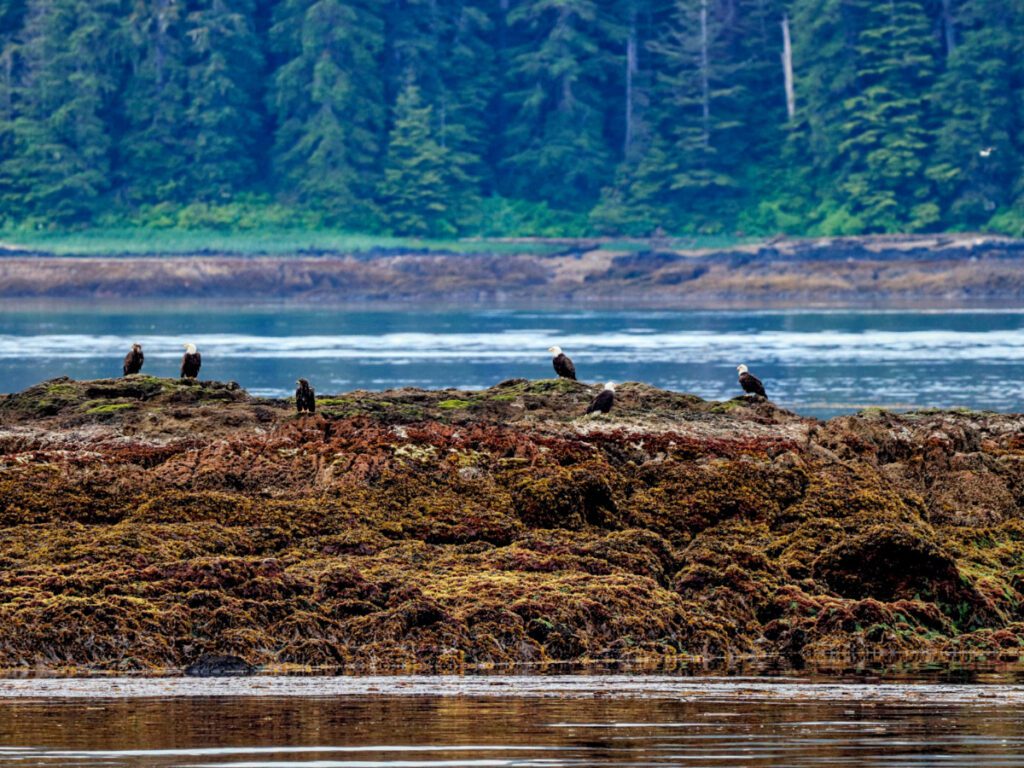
[1,233,1022,307]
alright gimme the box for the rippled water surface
[2,676,1024,767]
[3,305,1024,418]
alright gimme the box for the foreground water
[3,305,1024,418]
[2,676,1024,767]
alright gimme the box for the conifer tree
[431,0,495,203]
[379,83,461,236]
[785,0,863,232]
[599,0,744,232]
[835,0,938,231]
[0,0,123,222]
[269,0,385,224]
[119,0,190,204]
[502,0,614,209]
[185,0,265,199]
[927,0,1022,227]
[0,0,26,222]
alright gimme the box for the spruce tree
[379,83,460,236]
[269,0,385,225]
[786,0,864,232]
[119,0,190,204]
[0,0,123,222]
[927,0,1021,227]
[600,0,744,233]
[502,0,614,209]
[185,0,265,200]
[835,0,938,231]
[431,0,494,205]
[0,0,26,223]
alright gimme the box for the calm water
[3,305,1024,419]
[2,676,1024,767]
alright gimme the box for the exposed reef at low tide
[1,376,1023,673]
[2,233,1024,306]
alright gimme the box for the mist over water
[2,305,1023,419]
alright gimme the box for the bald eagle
[586,382,615,415]
[296,379,315,414]
[123,344,144,376]
[737,364,767,398]
[548,346,576,380]
[181,343,202,379]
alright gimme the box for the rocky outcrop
[2,234,1024,305]
[1,377,1023,672]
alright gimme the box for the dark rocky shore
[2,233,1024,306]
[1,376,1024,673]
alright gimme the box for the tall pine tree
[269,0,385,225]
[118,0,190,204]
[0,0,27,223]
[185,0,265,200]
[0,0,123,222]
[378,82,461,236]
[596,0,746,233]
[502,0,614,209]
[834,0,938,231]
[927,0,1022,227]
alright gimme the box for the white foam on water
[4,329,1024,364]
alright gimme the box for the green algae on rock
[1,376,1023,672]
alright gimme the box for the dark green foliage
[119,0,190,203]
[269,0,385,226]
[0,0,123,223]
[1,0,1024,235]
[185,0,265,199]
[501,0,615,208]
[927,0,1023,229]
[379,83,461,236]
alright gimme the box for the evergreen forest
[0,0,1022,238]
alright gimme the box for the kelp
[0,377,1023,671]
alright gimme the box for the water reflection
[2,690,1024,767]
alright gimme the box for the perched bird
[295,378,316,414]
[180,343,202,379]
[737,364,767,399]
[548,345,577,380]
[122,343,144,376]
[979,147,995,158]
[585,382,616,415]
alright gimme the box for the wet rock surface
[1,376,1023,672]
[184,654,257,677]
[2,234,1024,306]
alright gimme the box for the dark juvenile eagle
[737,364,767,398]
[123,344,144,376]
[181,343,202,379]
[548,345,576,380]
[296,379,316,414]
[586,382,615,415]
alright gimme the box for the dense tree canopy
[0,0,1022,236]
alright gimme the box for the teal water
[2,305,1024,419]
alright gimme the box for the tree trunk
[942,0,957,55]
[781,14,795,121]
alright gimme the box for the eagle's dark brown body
[296,379,315,414]
[586,388,614,415]
[739,371,767,398]
[123,345,144,376]
[553,352,576,380]
[181,350,202,379]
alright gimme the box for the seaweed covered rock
[1,377,1023,671]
